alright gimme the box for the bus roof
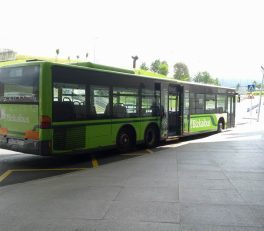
[0,60,235,91]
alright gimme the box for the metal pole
[257,66,264,122]
[250,96,253,118]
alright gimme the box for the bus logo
[191,118,211,129]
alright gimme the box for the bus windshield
[0,65,39,103]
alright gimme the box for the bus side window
[195,94,205,114]
[113,104,128,118]
[217,94,226,113]
[205,94,216,113]
[141,87,160,117]
[113,87,139,118]
[53,83,86,121]
[189,93,195,114]
[90,85,110,118]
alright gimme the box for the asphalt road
[0,134,215,187]
[0,147,152,187]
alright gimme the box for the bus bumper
[0,136,51,155]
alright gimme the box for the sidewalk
[0,122,264,231]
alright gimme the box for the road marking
[0,170,13,183]
[120,153,144,156]
[10,168,87,172]
[0,168,87,183]
[92,158,99,168]
[145,149,154,154]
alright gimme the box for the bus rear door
[168,85,183,136]
[227,95,236,127]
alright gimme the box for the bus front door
[168,85,183,136]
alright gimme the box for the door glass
[227,97,231,113]
[168,85,182,136]
[169,95,177,112]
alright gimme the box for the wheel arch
[117,124,137,144]
[218,117,225,130]
[144,122,160,140]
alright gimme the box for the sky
[1,0,264,83]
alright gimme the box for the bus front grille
[53,126,86,150]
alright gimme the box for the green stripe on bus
[52,117,160,127]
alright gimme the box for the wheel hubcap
[121,134,129,145]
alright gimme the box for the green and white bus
[0,61,236,155]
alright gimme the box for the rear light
[25,130,39,140]
[0,128,8,136]
[40,115,51,129]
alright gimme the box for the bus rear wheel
[144,125,159,148]
[217,120,224,132]
[117,128,134,153]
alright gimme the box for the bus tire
[117,127,134,153]
[144,125,159,148]
[217,119,224,132]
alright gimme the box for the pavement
[1,97,264,231]
[0,119,264,231]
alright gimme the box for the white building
[0,49,16,62]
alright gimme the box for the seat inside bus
[53,101,76,121]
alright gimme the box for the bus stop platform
[0,122,264,231]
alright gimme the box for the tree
[173,63,190,81]
[150,59,161,73]
[140,62,149,71]
[193,71,221,86]
[193,71,211,84]
[214,78,221,86]
[150,59,169,76]
[253,80,261,89]
[158,61,169,76]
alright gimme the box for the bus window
[142,88,160,116]
[113,87,139,118]
[90,86,110,118]
[190,93,195,114]
[205,94,216,113]
[53,83,86,121]
[53,83,86,103]
[0,65,39,103]
[195,94,205,114]
[217,95,226,113]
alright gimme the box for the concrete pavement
[0,121,264,230]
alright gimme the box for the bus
[0,61,236,155]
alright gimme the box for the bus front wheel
[117,128,134,153]
[144,125,159,148]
